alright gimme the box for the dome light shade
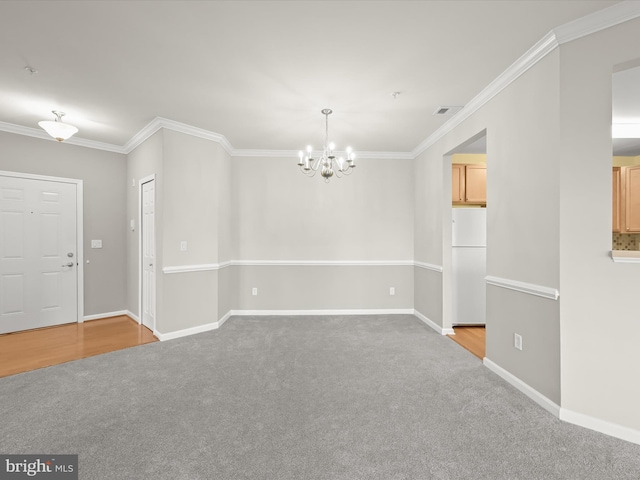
[38,111,78,142]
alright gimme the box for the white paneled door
[141,179,156,331]
[0,175,78,334]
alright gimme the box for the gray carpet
[1,314,639,479]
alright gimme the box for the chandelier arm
[311,157,322,172]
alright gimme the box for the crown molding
[124,117,234,155]
[3,2,639,160]
[231,149,413,160]
[412,1,640,159]
[0,121,126,154]
[553,0,640,45]
[411,30,559,158]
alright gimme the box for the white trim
[233,259,414,267]
[3,4,639,160]
[559,408,640,446]
[553,1,640,45]
[0,170,83,185]
[83,310,128,321]
[162,262,229,274]
[0,170,84,326]
[412,31,559,158]
[611,256,640,263]
[414,261,444,273]
[411,2,640,159]
[124,117,234,155]
[229,309,414,316]
[485,275,559,300]
[155,321,219,342]
[231,149,413,160]
[217,310,232,328]
[611,251,640,263]
[483,357,561,418]
[155,311,232,341]
[126,310,140,323]
[162,260,415,272]
[0,121,127,154]
[413,310,454,335]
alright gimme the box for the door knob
[62,262,74,267]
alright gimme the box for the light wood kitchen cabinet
[624,165,640,233]
[452,164,486,205]
[613,167,621,233]
[452,164,465,203]
[613,165,640,234]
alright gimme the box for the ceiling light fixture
[38,111,79,142]
[297,109,356,182]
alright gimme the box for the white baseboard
[217,310,232,328]
[560,408,640,446]
[126,310,140,323]
[483,357,560,417]
[155,311,233,341]
[155,321,220,341]
[413,310,454,335]
[83,310,128,322]
[229,308,414,316]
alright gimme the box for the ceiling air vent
[434,106,463,116]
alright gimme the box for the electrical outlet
[514,333,523,351]
[91,239,102,249]
[252,287,258,296]
[180,241,187,252]
[389,287,395,296]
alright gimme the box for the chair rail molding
[485,275,559,300]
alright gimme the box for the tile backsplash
[612,233,640,251]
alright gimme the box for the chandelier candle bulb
[296,109,357,182]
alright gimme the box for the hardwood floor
[448,326,485,359]
[0,315,157,378]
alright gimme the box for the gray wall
[126,130,163,319]
[0,131,127,316]
[414,50,562,403]
[414,15,640,431]
[232,155,415,312]
[127,129,232,334]
[557,17,640,432]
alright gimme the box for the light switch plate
[180,241,188,252]
[91,240,102,249]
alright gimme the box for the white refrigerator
[452,208,486,325]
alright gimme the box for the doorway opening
[443,132,487,359]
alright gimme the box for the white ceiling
[0,0,623,152]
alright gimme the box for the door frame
[138,174,156,331]
[0,170,84,324]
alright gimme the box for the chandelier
[297,109,356,182]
